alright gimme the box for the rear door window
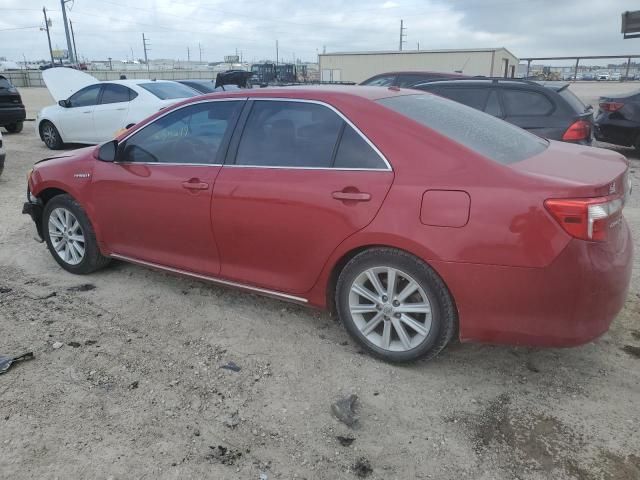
[378,94,547,164]
[333,125,387,169]
[501,89,553,116]
[100,84,137,104]
[235,100,343,168]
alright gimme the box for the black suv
[414,79,593,144]
[0,75,26,133]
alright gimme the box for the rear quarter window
[501,89,553,116]
[378,94,547,165]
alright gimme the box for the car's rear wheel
[43,194,110,274]
[336,248,457,363]
[40,121,64,150]
[5,121,23,133]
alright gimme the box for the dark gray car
[413,79,593,144]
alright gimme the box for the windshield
[139,82,198,100]
[378,93,548,164]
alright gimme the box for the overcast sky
[1,0,639,64]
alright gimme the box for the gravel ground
[0,87,639,480]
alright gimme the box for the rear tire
[40,121,64,150]
[5,121,23,133]
[42,194,110,274]
[335,248,457,363]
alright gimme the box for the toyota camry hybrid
[22,86,633,362]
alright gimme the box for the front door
[59,84,102,142]
[91,99,244,275]
[212,99,394,294]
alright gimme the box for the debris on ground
[259,473,268,480]
[206,445,243,465]
[67,341,81,348]
[84,340,97,345]
[220,361,241,372]
[353,457,373,477]
[0,352,34,375]
[52,342,63,349]
[223,411,240,428]
[525,360,540,373]
[0,286,12,293]
[622,345,640,359]
[129,381,139,390]
[67,283,97,292]
[331,394,358,427]
[336,435,355,447]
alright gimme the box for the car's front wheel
[336,248,457,363]
[43,194,110,274]
[40,121,64,150]
[5,121,23,133]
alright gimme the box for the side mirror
[58,99,70,108]
[97,140,118,162]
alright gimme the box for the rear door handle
[182,180,209,190]
[332,191,371,202]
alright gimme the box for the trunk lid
[511,140,629,198]
[42,67,97,102]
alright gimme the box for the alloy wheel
[42,124,57,148]
[349,267,432,352]
[48,207,85,265]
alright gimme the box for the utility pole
[187,46,190,62]
[198,42,202,63]
[60,0,75,62]
[42,7,55,66]
[399,19,407,51]
[417,41,420,50]
[142,33,150,72]
[276,39,279,65]
[70,19,78,64]
[108,57,113,70]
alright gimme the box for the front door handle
[182,179,209,190]
[332,191,371,202]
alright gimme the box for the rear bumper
[0,106,26,125]
[434,220,633,347]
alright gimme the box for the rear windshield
[558,88,587,113]
[378,94,548,164]
[139,82,198,99]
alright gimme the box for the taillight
[562,119,591,141]
[544,196,624,242]
[599,102,624,112]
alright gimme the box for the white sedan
[36,68,199,149]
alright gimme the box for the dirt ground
[1,86,639,480]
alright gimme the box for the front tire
[336,248,457,363]
[5,121,23,133]
[42,194,110,274]
[40,121,64,150]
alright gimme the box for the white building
[319,48,519,83]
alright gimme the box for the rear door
[93,83,135,142]
[212,99,394,294]
[91,99,244,275]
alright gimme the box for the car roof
[415,78,560,91]
[102,79,182,86]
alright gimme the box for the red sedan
[23,86,633,362]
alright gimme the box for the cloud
[0,0,638,64]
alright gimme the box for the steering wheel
[170,136,210,164]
